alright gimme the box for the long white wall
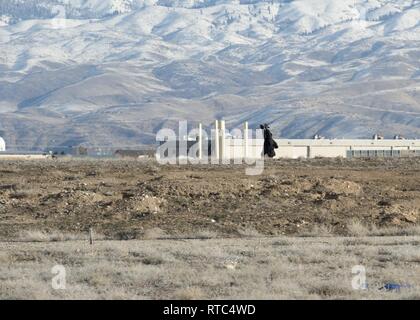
[274,139,420,159]
[222,138,420,159]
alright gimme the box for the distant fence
[348,149,420,158]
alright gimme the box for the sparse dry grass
[173,287,205,300]
[17,230,84,242]
[298,225,335,237]
[369,225,420,237]
[347,222,420,237]
[17,230,105,242]
[142,228,169,240]
[1,236,419,300]
[347,220,370,237]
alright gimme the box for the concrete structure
[213,120,219,160]
[0,138,52,160]
[0,150,50,160]
[244,122,249,159]
[220,120,226,161]
[0,137,5,152]
[211,120,264,160]
[198,123,203,160]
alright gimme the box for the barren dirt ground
[0,158,419,299]
[0,158,419,239]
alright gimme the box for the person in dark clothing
[260,123,278,158]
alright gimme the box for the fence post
[89,228,94,245]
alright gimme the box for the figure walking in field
[260,123,278,158]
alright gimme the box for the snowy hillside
[0,0,419,149]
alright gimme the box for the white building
[158,120,420,161]
[209,121,420,160]
[0,137,5,152]
[272,138,420,159]
[0,138,50,160]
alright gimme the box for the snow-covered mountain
[0,0,419,150]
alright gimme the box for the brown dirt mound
[0,158,419,239]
